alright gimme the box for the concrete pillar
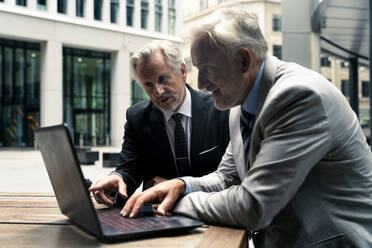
[162,0,168,34]
[102,0,110,23]
[148,0,155,31]
[48,0,57,13]
[67,0,76,17]
[40,41,63,127]
[118,1,127,27]
[118,0,126,26]
[282,0,320,71]
[85,0,94,20]
[28,0,37,9]
[175,0,182,36]
[134,0,141,29]
[8,0,16,6]
[110,49,131,146]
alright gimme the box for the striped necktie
[240,108,254,165]
[172,113,191,176]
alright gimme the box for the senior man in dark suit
[121,9,372,247]
[89,40,230,206]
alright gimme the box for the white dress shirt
[161,86,192,162]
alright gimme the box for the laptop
[35,124,204,242]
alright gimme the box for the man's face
[191,35,246,110]
[136,51,187,112]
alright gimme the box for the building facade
[0,0,183,147]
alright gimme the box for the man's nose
[198,73,208,91]
[154,83,165,96]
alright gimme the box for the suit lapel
[189,85,208,166]
[149,104,176,173]
[230,106,246,179]
[249,55,278,166]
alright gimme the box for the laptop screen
[35,124,102,236]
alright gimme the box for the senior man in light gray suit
[121,8,372,247]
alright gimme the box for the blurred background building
[0,0,182,147]
[0,0,370,148]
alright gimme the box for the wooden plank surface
[0,193,247,248]
[0,194,102,208]
[0,224,245,248]
[0,207,67,224]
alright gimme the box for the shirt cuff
[177,177,192,195]
[108,171,123,180]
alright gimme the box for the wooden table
[0,192,247,247]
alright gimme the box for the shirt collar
[162,86,192,122]
[241,59,266,116]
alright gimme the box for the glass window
[272,15,281,32]
[0,38,40,147]
[37,0,47,10]
[76,0,85,17]
[273,45,282,59]
[63,47,111,146]
[360,109,370,128]
[131,79,149,105]
[341,80,350,97]
[127,0,134,27]
[94,0,103,20]
[168,0,176,35]
[155,0,162,32]
[110,0,119,23]
[57,0,67,13]
[320,56,331,67]
[341,61,349,68]
[185,57,192,72]
[362,81,369,98]
[141,0,149,29]
[199,0,208,10]
[16,0,27,6]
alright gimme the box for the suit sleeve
[174,86,332,230]
[182,141,241,192]
[115,109,145,196]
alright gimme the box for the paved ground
[0,147,122,192]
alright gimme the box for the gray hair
[130,40,184,76]
[191,8,268,60]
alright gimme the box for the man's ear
[180,62,187,81]
[236,48,252,73]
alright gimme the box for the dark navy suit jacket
[115,84,230,196]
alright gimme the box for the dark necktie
[240,108,254,164]
[172,113,191,176]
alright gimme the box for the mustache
[157,93,172,101]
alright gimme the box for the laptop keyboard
[97,208,172,233]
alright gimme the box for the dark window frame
[362,81,369,98]
[110,0,119,23]
[127,0,134,27]
[57,0,67,13]
[76,0,85,17]
[273,45,282,59]
[155,0,162,32]
[94,0,103,20]
[141,0,149,29]
[272,15,281,32]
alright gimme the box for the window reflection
[63,48,110,146]
[0,39,40,147]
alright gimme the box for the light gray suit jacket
[174,56,372,247]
